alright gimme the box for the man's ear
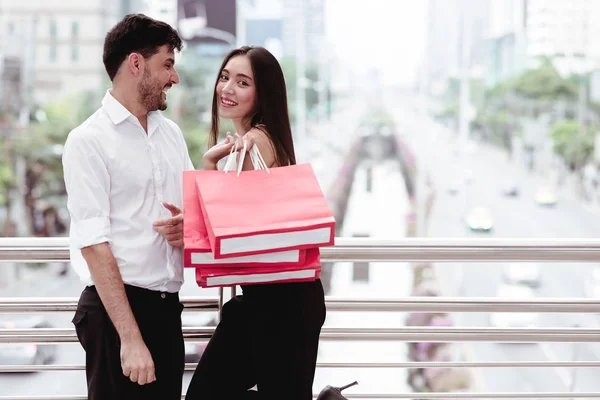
[127,53,144,77]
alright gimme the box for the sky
[324,0,428,86]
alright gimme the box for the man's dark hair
[103,14,183,81]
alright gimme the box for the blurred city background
[1,0,600,397]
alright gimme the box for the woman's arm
[241,128,278,170]
[203,134,236,170]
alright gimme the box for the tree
[469,61,583,155]
[550,120,595,169]
[472,108,519,151]
[0,111,17,207]
[0,159,14,206]
[2,90,100,235]
[279,57,320,124]
[511,63,578,100]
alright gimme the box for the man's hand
[153,202,183,247]
[120,337,156,385]
[80,243,153,386]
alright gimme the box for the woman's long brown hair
[209,46,296,166]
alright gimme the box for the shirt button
[161,293,166,299]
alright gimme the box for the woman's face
[215,55,256,121]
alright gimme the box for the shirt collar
[147,112,163,137]
[101,90,164,135]
[102,90,131,125]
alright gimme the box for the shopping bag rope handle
[223,139,270,176]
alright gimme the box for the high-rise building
[0,0,127,106]
[485,0,527,87]
[424,0,460,92]
[587,2,600,70]
[282,0,324,60]
[237,0,284,59]
[525,0,593,74]
[140,0,177,28]
[424,0,489,93]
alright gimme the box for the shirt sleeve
[172,121,195,171]
[183,140,195,171]
[62,131,111,249]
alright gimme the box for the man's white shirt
[62,90,194,292]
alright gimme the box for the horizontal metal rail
[326,297,600,312]
[2,392,600,399]
[0,297,220,313]
[342,394,600,399]
[3,297,598,313]
[2,360,600,373]
[4,237,600,262]
[1,326,599,343]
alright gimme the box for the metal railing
[1,237,600,399]
[4,237,600,262]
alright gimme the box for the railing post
[570,324,582,398]
[217,287,236,322]
[218,287,224,322]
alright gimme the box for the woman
[185,46,338,400]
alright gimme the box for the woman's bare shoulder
[246,126,277,167]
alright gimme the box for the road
[393,110,600,395]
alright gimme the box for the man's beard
[138,68,167,112]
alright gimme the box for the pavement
[312,159,414,397]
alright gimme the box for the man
[62,14,193,400]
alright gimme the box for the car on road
[535,185,557,206]
[447,184,459,196]
[503,262,542,288]
[0,316,57,368]
[502,184,519,197]
[584,268,600,298]
[489,283,538,329]
[464,206,494,232]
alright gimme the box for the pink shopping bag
[183,170,306,268]
[195,163,335,259]
[196,248,322,288]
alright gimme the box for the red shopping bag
[195,163,335,259]
[196,248,322,288]
[183,171,306,268]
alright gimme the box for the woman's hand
[202,133,236,170]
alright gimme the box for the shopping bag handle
[223,139,270,176]
[223,140,239,173]
[248,143,270,172]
